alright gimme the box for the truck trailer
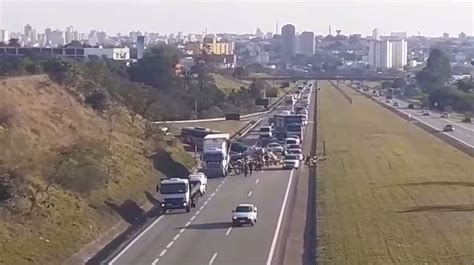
[202,133,231,178]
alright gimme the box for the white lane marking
[179,228,185,234]
[109,215,164,264]
[200,205,205,211]
[210,192,216,198]
[185,221,191,227]
[215,188,220,192]
[166,241,174,249]
[209,252,218,265]
[159,249,167,257]
[190,215,196,221]
[248,191,253,197]
[173,234,180,241]
[255,178,260,184]
[196,210,201,215]
[266,169,294,265]
[204,201,209,206]
[151,258,159,265]
[225,227,232,236]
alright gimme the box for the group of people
[230,158,258,177]
[304,154,318,166]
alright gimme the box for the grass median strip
[316,81,473,265]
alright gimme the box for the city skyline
[1,1,472,37]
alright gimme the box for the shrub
[52,139,110,194]
[0,105,16,128]
[85,91,108,112]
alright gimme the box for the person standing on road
[244,163,249,177]
[249,160,254,176]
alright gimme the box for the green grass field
[211,74,250,94]
[316,81,474,265]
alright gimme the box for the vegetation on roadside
[316,82,473,264]
[415,49,474,113]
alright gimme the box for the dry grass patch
[316,81,473,265]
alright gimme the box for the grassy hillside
[211,73,251,94]
[316,81,473,264]
[0,75,194,265]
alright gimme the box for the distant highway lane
[101,85,316,265]
[378,97,474,148]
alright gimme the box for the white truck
[202,134,231,178]
[158,178,201,213]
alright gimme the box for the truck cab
[158,178,200,213]
[203,134,231,178]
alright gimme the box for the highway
[102,84,315,265]
[375,96,474,148]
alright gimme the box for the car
[188,172,208,195]
[288,148,304,160]
[259,126,272,138]
[385,99,391,103]
[286,144,300,150]
[297,109,308,116]
[283,154,300,169]
[422,111,431,116]
[232,204,258,226]
[393,102,399,107]
[462,117,472,123]
[443,124,454,132]
[441,112,450,118]
[285,136,301,145]
[266,142,284,153]
[407,103,415,109]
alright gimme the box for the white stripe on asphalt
[151,258,159,265]
[255,178,260,184]
[109,215,164,264]
[247,191,253,197]
[159,249,167,257]
[225,227,232,236]
[166,241,174,249]
[209,252,218,265]
[173,234,180,241]
[266,169,294,265]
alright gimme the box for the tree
[416,48,452,91]
[456,80,473,93]
[391,79,407,89]
[128,45,180,88]
[8,38,20,47]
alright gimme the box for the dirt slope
[0,75,194,265]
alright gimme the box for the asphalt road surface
[102,84,315,265]
[376,96,474,148]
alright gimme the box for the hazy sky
[0,0,472,37]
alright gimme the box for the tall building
[298,31,315,56]
[136,35,145,59]
[255,28,264,38]
[49,30,64,46]
[372,28,379,40]
[0,29,9,43]
[368,40,392,69]
[391,40,407,69]
[442,33,450,39]
[65,26,77,44]
[458,32,467,40]
[24,24,34,42]
[281,24,296,61]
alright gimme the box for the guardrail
[152,91,288,125]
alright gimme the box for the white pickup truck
[188,172,207,195]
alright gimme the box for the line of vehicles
[157,80,314,227]
[259,81,315,170]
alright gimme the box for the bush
[85,91,108,112]
[52,140,110,194]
